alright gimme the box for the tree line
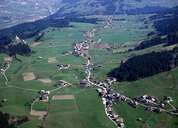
[0,111,28,128]
[134,6,178,50]
[108,47,178,81]
[0,36,31,56]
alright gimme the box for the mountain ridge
[0,0,178,29]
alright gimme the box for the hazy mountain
[0,0,178,29]
[53,0,178,16]
[0,0,62,29]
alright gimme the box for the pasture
[1,14,177,128]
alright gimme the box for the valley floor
[0,14,178,128]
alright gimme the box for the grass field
[113,68,178,128]
[0,14,177,128]
[18,87,116,128]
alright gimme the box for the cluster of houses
[133,95,177,114]
[95,81,177,127]
[96,84,127,128]
[106,77,117,85]
[73,41,90,57]
[71,16,178,127]
[39,90,50,101]
[93,77,117,88]
[134,95,158,106]
[57,64,71,70]
[0,57,13,78]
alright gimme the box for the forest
[0,36,31,56]
[0,111,28,128]
[108,47,178,81]
[134,7,178,50]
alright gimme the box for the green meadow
[113,68,178,128]
[0,14,177,128]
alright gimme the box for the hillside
[1,0,178,29]
[0,0,62,29]
[108,48,178,81]
[105,6,178,82]
[134,7,178,50]
[113,67,178,128]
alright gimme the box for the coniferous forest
[108,48,178,81]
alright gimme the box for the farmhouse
[159,102,166,108]
[57,64,71,70]
[80,79,89,87]
[164,96,173,103]
[106,77,117,85]
[128,100,138,108]
[0,69,5,73]
[39,90,50,101]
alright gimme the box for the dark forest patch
[108,47,178,81]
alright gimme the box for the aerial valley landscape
[0,0,178,128]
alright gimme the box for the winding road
[1,17,177,128]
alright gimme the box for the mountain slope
[0,0,178,29]
[55,0,178,16]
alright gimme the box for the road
[1,17,177,128]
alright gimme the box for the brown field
[22,72,36,81]
[48,57,57,64]
[30,110,47,118]
[52,95,75,100]
[30,41,42,47]
[38,78,52,84]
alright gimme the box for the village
[67,17,178,128]
[0,54,13,85]
[0,16,178,128]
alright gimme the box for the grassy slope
[0,22,116,128]
[91,14,153,80]
[44,88,116,128]
[95,15,152,44]
[113,68,178,128]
